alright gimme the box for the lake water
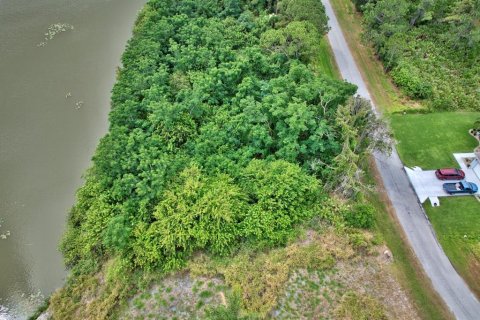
[0,0,146,318]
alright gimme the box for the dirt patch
[333,259,419,320]
[273,268,343,318]
[299,229,317,246]
[117,228,418,319]
[273,254,418,320]
[120,275,225,320]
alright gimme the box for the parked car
[435,168,465,180]
[443,181,478,195]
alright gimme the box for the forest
[44,1,394,318]
[59,0,388,276]
[352,0,480,110]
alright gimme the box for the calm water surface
[0,0,146,318]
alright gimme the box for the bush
[342,203,375,229]
[132,165,246,270]
[131,160,323,270]
[474,118,480,131]
[240,160,322,246]
[391,63,432,99]
[222,236,336,316]
[102,215,132,253]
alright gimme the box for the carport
[405,153,480,206]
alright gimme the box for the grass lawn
[312,36,341,79]
[391,112,480,297]
[425,197,480,297]
[390,112,480,169]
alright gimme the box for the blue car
[443,181,478,195]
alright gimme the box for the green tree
[278,0,329,34]
[240,160,321,245]
[444,0,480,55]
[60,0,360,276]
[260,21,324,62]
[102,215,132,253]
[323,97,391,198]
[362,0,410,53]
[133,165,246,270]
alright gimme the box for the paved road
[321,0,480,319]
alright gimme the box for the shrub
[132,160,324,270]
[240,160,322,246]
[132,165,246,270]
[474,118,480,131]
[390,63,432,99]
[102,215,132,253]
[342,203,375,229]
[190,228,357,317]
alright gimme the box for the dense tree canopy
[61,0,383,275]
[355,0,480,110]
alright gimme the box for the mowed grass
[390,112,480,169]
[425,197,480,297]
[391,111,480,297]
[312,36,340,79]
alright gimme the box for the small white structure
[429,196,440,207]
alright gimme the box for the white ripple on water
[0,305,13,320]
[0,218,10,240]
[36,23,74,47]
[0,291,45,320]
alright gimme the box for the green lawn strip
[425,197,480,297]
[328,0,414,113]
[365,162,453,320]
[312,36,341,79]
[390,112,480,169]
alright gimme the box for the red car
[435,168,465,180]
